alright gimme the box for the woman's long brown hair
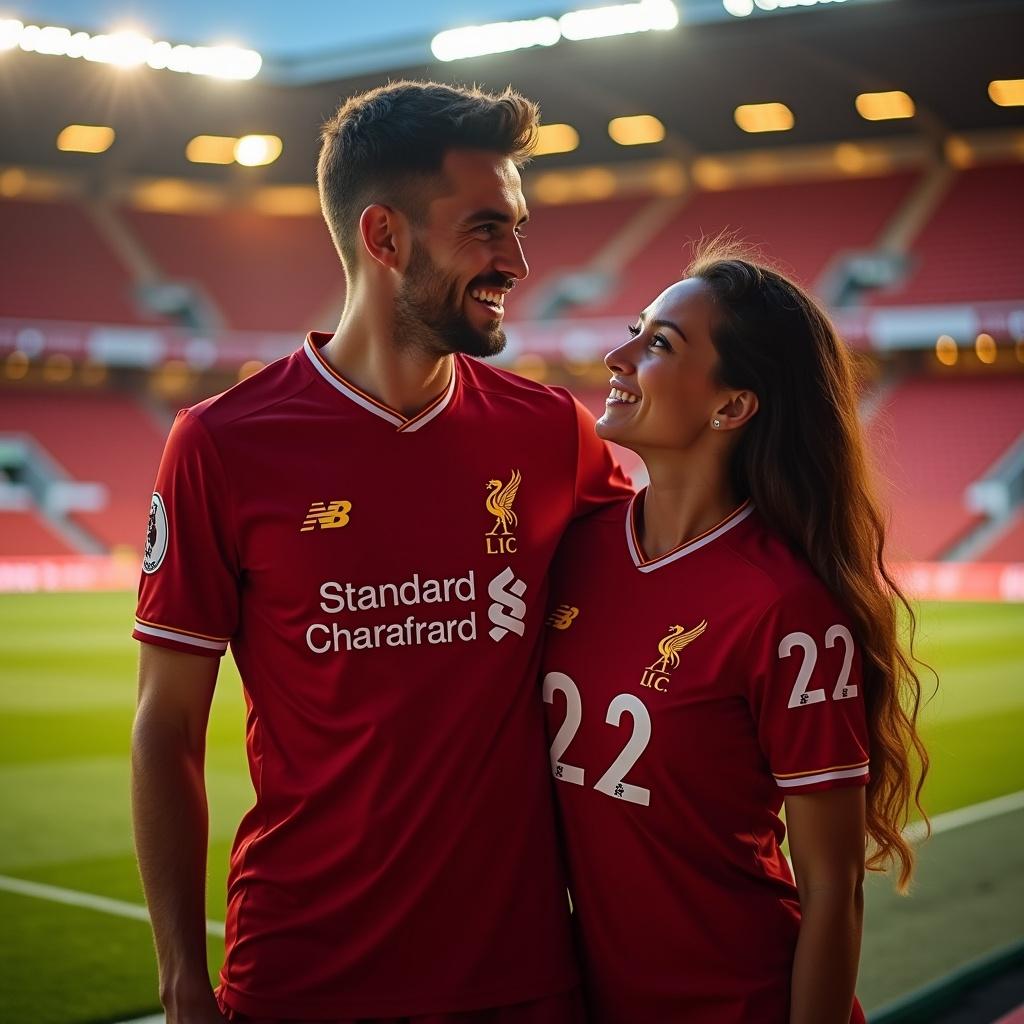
[689,240,931,891]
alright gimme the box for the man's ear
[712,389,759,431]
[358,204,405,271]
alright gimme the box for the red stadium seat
[0,391,168,553]
[866,375,1024,560]
[869,163,1024,305]
[0,510,78,556]
[120,207,344,332]
[573,173,920,318]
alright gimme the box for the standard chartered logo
[304,566,528,653]
[487,566,527,642]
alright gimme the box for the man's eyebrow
[463,208,530,226]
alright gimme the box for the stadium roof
[1,0,1021,185]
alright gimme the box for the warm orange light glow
[5,350,29,380]
[238,360,265,381]
[935,335,958,367]
[533,123,580,157]
[975,333,997,365]
[855,91,915,122]
[42,353,73,382]
[944,136,974,169]
[989,80,1024,107]
[56,124,115,153]
[252,186,321,216]
[186,135,238,164]
[608,115,665,146]
[734,103,794,134]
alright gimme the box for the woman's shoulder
[724,510,847,617]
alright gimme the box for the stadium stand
[120,207,343,332]
[869,163,1024,305]
[513,196,651,315]
[0,510,77,557]
[0,198,164,325]
[567,172,921,317]
[0,391,167,553]
[866,376,1024,561]
[977,512,1024,562]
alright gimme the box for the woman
[542,244,929,1023]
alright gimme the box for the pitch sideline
[2,788,1023,937]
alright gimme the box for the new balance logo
[487,566,527,642]
[546,605,579,630]
[301,500,352,532]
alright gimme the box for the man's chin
[451,326,506,359]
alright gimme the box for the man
[131,80,631,1024]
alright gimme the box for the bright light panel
[855,90,915,121]
[989,80,1024,107]
[533,123,580,156]
[734,102,794,133]
[186,135,238,164]
[234,135,282,167]
[1,19,261,79]
[430,0,676,61]
[608,114,665,145]
[724,0,847,13]
[431,18,559,61]
[56,124,115,153]
[560,0,678,41]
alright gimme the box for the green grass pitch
[0,592,1021,1023]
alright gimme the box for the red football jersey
[542,493,870,1024]
[133,333,631,1018]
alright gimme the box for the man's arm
[131,643,226,1023]
[786,786,866,1024]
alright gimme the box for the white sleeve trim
[134,621,229,652]
[775,765,869,788]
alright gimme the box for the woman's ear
[712,390,759,431]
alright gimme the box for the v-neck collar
[302,332,458,433]
[625,489,754,573]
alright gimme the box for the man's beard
[394,242,507,359]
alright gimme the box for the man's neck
[320,292,454,419]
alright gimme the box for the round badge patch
[142,491,169,574]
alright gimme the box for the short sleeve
[746,582,870,795]
[568,393,633,519]
[132,409,240,658]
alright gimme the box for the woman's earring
[712,418,721,429]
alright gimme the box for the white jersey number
[780,625,857,709]
[543,672,652,807]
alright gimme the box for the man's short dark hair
[317,80,539,275]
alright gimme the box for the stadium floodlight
[989,79,1024,107]
[431,18,560,62]
[234,134,283,167]
[559,0,678,40]
[56,124,115,153]
[0,19,23,49]
[608,114,666,146]
[855,90,915,121]
[734,102,795,133]
[83,30,153,67]
[533,123,580,157]
[0,18,262,79]
[724,0,847,14]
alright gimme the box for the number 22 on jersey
[543,672,652,807]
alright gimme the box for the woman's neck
[638,452,742,561]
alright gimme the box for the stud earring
[712,418,721,429]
